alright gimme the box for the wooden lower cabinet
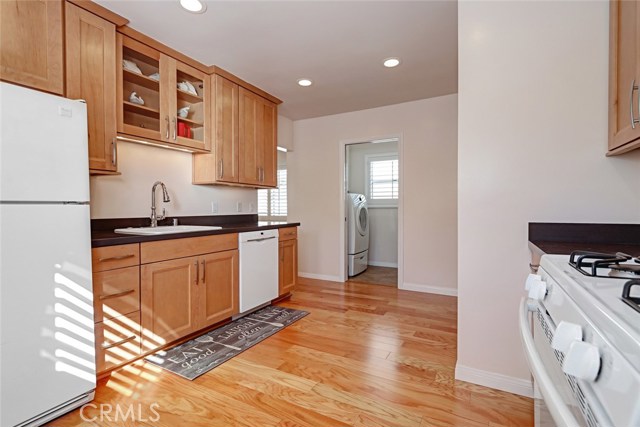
[141,256,200,349]
[199,250,239,326]
[278,227,298,297]
[95,311,142,373]
[140,248,239,350]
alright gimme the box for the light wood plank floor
[50,278,533,427]
[348,266,398,287]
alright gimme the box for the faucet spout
[150,181,170,227]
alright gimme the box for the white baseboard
[400,282,458,297]
[298,272,343,282]
[368,261,398,268]
[455,363,533,398]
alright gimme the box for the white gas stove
[519,251,640,427]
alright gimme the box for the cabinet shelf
[177,88,203,103]
[177,116,204,128]
[123,69,160,90]
[123,101,160,118]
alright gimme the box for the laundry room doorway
[340,137,402,287]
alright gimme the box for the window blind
[369,158,398,200]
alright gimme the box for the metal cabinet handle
[218,159,223,179]
[172,117,177,140]
[165,115,170,139]
[631,79,639,129]
[111,138,117,166]
[102,335,136,350]
[98,254,135,262]
[99,289,135,300]
[256,167,260,181]
[195,260,199,284]
[201,260,205,283]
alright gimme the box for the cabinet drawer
[92,244,140,272]
[140,233,238,264]
[278,227,297,241]
[93,266,140,323]
[95,311,142,373]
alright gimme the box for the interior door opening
[344,138,399,287]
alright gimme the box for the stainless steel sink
[114,225,222,236]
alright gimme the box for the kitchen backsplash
[89,141,257,219]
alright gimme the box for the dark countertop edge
[92,222,301,248]
[529,222,640,245]
[529,240,640,258]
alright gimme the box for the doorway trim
[338,134,404,287]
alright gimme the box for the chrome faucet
[150,181,170,227]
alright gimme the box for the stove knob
[551,321,582,353]
[525,273,542,291]
[528,280,547,301]
[562,341,601,382]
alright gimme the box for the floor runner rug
[145,305,308,380]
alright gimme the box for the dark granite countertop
[91,214,300,247]
[528,223,640,260]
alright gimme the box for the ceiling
[96,0,458,120]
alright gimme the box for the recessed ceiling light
[383,57,401,68]
[180,0,206,14]
[297,78,313,87]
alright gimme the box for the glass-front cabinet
[117,34,210,152]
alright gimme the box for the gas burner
[622,280,640,314]
[569,250,638,278]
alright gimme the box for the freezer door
[0,82,90,202]
[0,204,95,427]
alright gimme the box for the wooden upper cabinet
[238,87,277,187]
[117,35,210,152]
[193,76,277,188]
[65,2,118,173]
[608,0,640,154]
[0,0,64,94]
[117,34,163,142]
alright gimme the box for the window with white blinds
[258,151,287,220]
[366,154,398,206]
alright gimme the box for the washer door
[356,203,368,236]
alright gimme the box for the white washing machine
[347,193,369,276]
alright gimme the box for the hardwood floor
[50,278,533,427]
[348,266,398,287]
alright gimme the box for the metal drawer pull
[99,289,135,300]
[102,335,136,350]
[201,260,206,282]
[195,260,199,284]
[631,79,639,129]
[98,254,135,262]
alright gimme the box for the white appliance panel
[239,230,279,313]
[0,204,95,427]
[349,250,368,276]
[0,82,90,202]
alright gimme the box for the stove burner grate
[569,251,638,278]
[622,280,640,314]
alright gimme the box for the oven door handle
[519,298,580,427]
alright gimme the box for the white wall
[457,0,640,396]
[347,141,399,267]
[289,94,458,294]
[90,142,257,219]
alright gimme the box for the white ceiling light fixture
[297,78,313,87]
[180,0,206,14]
[383,57,401,68]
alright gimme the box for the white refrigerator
[0,83,96,426]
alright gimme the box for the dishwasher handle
[246,236,277,243]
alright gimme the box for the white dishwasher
[238,229,279,314]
